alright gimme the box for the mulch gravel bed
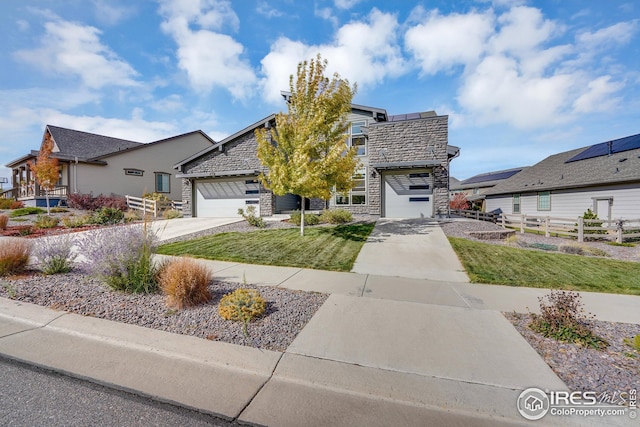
[441,218,639,400]
[0,269,327,352]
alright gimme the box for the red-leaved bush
[68,193,127,211]
[450,193,470,210]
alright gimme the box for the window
[409,184,430,190]
[512,194,521,214]
[335,167,367,205]
[350,121,367,156]
[409,172,429,178]
[409,197,430,202]
[155,172,170,193]
[537,191,550,211]
[125,168,144,177]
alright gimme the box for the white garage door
[383,171,433,218]
[196,177,260,217]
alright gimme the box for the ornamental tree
[28,132,59,215]
[255,54,357,236]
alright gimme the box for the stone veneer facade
[179,111,453,218]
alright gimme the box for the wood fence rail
[125,195,183,218]
[451,209,640,244]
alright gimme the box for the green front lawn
[448,237,640,295]
[156,223,375,272]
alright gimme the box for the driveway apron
[351,218,469,282]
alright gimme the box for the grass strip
[157,223,375,272]
[448,237,640,295]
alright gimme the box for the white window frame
[335,167,367,205]
[537,191,551,211]
[512,194,521,214]
[350,120,367,156]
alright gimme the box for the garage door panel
[383,171,433,218]
[196,178,260,217]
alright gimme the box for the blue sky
[1,0,638,183]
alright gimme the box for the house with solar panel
[484,133,640,222]
[175,106,460,219]
[450,167,528,211]
[4,125,214,206]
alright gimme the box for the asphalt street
[0,356,237,427]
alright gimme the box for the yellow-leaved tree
[255,55,358,236]
[28,132,59,215]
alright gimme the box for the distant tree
[255,54,357,236]
[28,132,59,215]
[450,193,470,210]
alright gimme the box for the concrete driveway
[151,217,242,242]
[351,218,469,282]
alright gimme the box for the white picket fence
[125,195,183,218]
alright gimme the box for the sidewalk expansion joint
[360,274,369,297]
[275,268,304,288]
[235,351,284,422]
[450,285,472,309]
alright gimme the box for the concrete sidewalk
[1,218,638,426]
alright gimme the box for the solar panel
[462,169,522,185]
[565,133,640,163]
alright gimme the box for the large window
[350,120,366,156]
[336,167,367,205]
[155,172,170,193]
[512,194,521,214]
[537,191,550,211]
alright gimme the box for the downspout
[447,148,460,218]
[74,156,78,193]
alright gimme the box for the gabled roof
[174,114,276,170]
[92,130,215,160]
[451,167,527,190]
[486,133,640,196]
[47,125,142,160]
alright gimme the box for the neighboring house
[5,125,214,206]
[450,167,527,210]
[485,133,640,221]
[174,105,460,219]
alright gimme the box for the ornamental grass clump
[529,290,608,350]
[33,234,77,274]
[77,223,158,293]
[159,257,212,309]
[319,209,352,224]
[34,214,60,229]
[0,214,8,230]
[218,288,266,336]
[0,238,32,276]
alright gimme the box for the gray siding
[486,183,640,219]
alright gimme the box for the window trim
[512,194,521,214]
[537,191,551,211]
[124,168,144,177]
[335,166,367,206]
[350,120,367,156]
[154,172,171,193]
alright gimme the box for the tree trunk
[45,189,51,215]
[300,199,305,236]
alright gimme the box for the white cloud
[577,21,637,47]
[573,76,623,113]
[256,1,283,18]
[92,0,136,26]
[260,8,405,103]
[405,10,495,75]
[16,20,30,31]
[13,19,139,89]
[158,0,256,98]
[335,0,364,10]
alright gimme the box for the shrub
[0,198,13,209]
[143,192,170,202]
[238,206,265,228]
[77,223,158,293]
[62,214,92,228]
[0,238,32,276]
[49,207,68,213]
[449,193,470,210]
[560,244,609,258]
[33,234,77,274]
[91,207,124,225]
[68,193,127,211]
[34,214,60,229]
[219,288,266,336]
[10,201,24,209]
[319,209,353,224]
[124,209,141,223]
[159,258,212,309]
[289,210,320,226]
[0,214,8,231]
[10,207,45,217]
[529,290,608,350]
[162,209,182,220]
[17,226,33,236]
